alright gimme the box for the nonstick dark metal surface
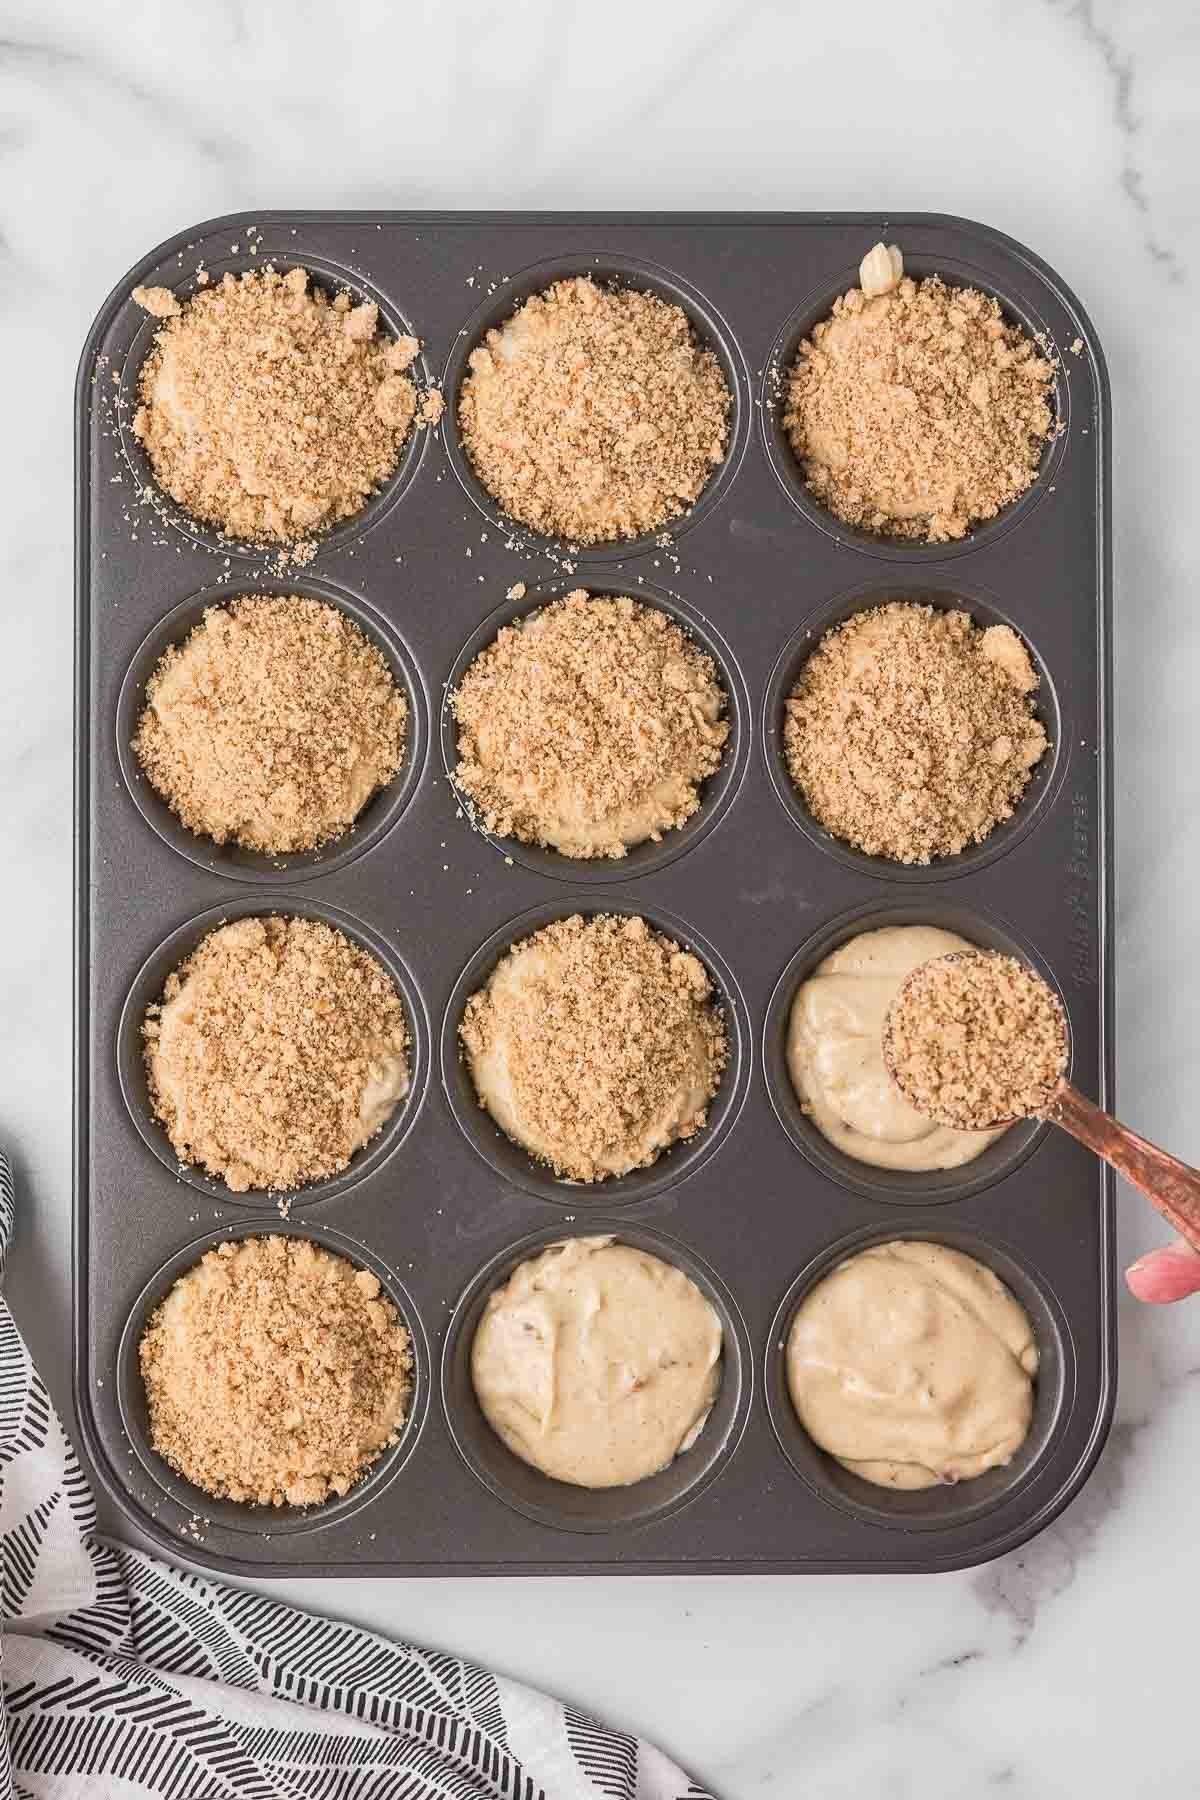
[75,212,1113,1576]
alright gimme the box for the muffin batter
[459,913,726,1182]
[788,925,1006,1171]
[144,916,409,1193]
[140,1234,413,1506]
[451,590,728,858]
[787,1239,1038,1489]
[471,1235,722,1488]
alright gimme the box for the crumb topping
[139,1234,413,1506]
[133,595,407,855]
[458,275,730,543]
[132,284,180,319]
[884,950,1068,1128]
[143,915,409,1193]
[784,246,1056,543]
[783,603,1048,864]
[132,267,423,545]
[419,388,445,425]
[451,590,729,858]
[460,913,726,1181]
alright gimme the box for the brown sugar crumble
[143,915,410,1193]
[132,267,424,545]
[419,388,445,426]
[884,950,1068,1128]
[460,913,727,1182]
[139,1234,413,1506]
[458,275,731,543]
[133,595,407,855]
[450,589,729,859]
[783,602,1048,865]
[784,244,1056,543]
[131,284,180,320]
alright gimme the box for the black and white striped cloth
[0,1153,714,1799]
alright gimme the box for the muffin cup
[440,577,750,883]
[441,898,752,1207]
[441,1220,753,1533]
[116,576,430,885]
[764,1219,1075,1532]
[117,251,433,562]
[762,894,1071,1206]
[117,1218,431,1536]
[759,251,1069,562]
[117,896,430,1207]
[441,251,751,563]
[762,577,1067,885]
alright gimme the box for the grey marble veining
[2,0,1198,1792]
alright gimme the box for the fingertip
[1124,1260,1161,1302]
[1125,1245,1200,1304]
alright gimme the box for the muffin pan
[75,212,1113,1575]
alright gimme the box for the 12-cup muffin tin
[74,213,1113,1575]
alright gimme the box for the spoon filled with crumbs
[883,949,1200,1253]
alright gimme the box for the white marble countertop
[3,0,1199,1791]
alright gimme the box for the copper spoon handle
[1047,1081,1200,1255]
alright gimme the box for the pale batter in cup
[471,1235,722,1488]
[787,924,1007,1172]
[787,1239,1038,1490]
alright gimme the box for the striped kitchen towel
[0,1152,714,1800]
